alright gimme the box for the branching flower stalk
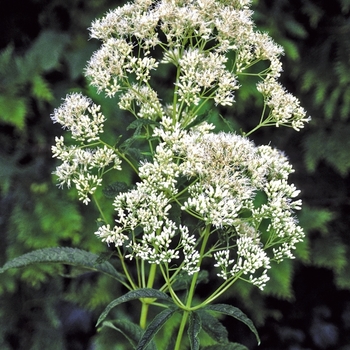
[50,0,310,347]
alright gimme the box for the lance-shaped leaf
[0,247,126,283]
[197,309,228,344]
[205,304,260,345]
[188,311,202,350]
[137,307,177,350]
[97,288,172,326]
[102,320,156,350]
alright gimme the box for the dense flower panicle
[257,78,311,130]
[52,135,121,204]
[52,0,308,291]
[93,122,304,288]
[95,224,129,246]
[175,48,239,106]
[118,84,164,120]
[84,0,309,130]
[51,93,106,142]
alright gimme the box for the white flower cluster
[51,93,105,142]
[51,0,307,291]
[85,0,309,130]
[97,120,303,288]
[257,78,310,131]
[51,94,122,204]
[175,129,303,289]
[96,141,200,275]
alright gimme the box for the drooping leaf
[197,309,228,344]
[102,320,156,350]
[188,311,202,350]
[137,307,177,350]
[97,288,172,326]
[0,247,126,283]
[205,304,260,345]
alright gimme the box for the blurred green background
[1,0,350,349]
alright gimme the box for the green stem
[174,225,211,350]
[116,247,137,290]
[198,272,243,308]
[174,310,190,350]
[139,263,157,329]
[92,195,107,223]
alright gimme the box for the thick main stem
[174,225,211,350]
[139,263,157,329]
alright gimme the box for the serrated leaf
[205,304,260,345]
[97,288,172,326]
[137,307,176,350]
[31,74,53,101]
[262,259,293,300]
[103,182,130,198]
[188,312,201,350]
[0,247,126,283]
[0,95,27,130]
[102,320,156,350]
[197,310,228,344]
[312,236,347,273]
[202,343,249,350]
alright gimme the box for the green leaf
[0,247,126,283]
[97,288,172,326]
[197,310,228,344]
[262,259,293,300]
[103,182,130,199]
[127,119,159,135]
[0,95,27,130]
[172,270,209,291]
[205,304,260,345]
[188,312,201,350]
[102,320,156,350]
[25,30,70,72]
[202,343,249,350]
[312,236,347,273]
[137,307,177,350]
[31,74,53,101]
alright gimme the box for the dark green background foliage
[1,0,349,349]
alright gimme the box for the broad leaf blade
[97,288,171,326]
[197,309,228,344]
[0,247,125,283]
[137,307,177,350]
[205,304,260,345]
[188,312,201,350]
